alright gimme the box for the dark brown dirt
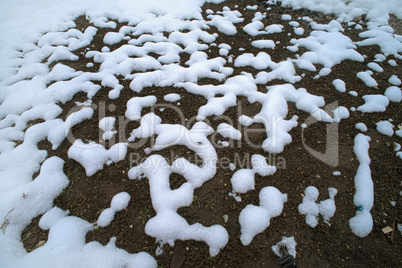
[20,1,401,267]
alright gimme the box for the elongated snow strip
[349,134,373,238]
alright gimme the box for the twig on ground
[74,196,88,216]
[0,208,15,234]
[390,219,396,242]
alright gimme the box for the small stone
[382,226,393,234]
[171,245,185,268]
[34,240,46,249]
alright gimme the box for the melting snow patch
[235,52,274,69]
[298,186,320,227]
[384,86,402,103]
[125,96,157,120]
[356,71,378,87]
[367,62,383,73]
[230,169,256,195]
[319,67,331,77]
[272,237,297,258]
[253,84,333,153]
[332,79,346,93]
[251,40,275,49]
[243,21,266,36]
[318,188,337,225]
[129,113,162,141]
[142,154,228,257]
[332,106,350,122]
[164,93,181,102]
[239,115,254,126]
[349,91,358,97]
[230,155,277,200]
[299,186,337,227]
[18,207,157,268]
[355,123,368,132]
[217,123,242,140]
[246,5,258,10]
[292,30,364,71]
[349,134,373,238]
[217,140,230,147]
[207,7,243,36]
[294,27,304,35]
[388,75,401,86]
[376,120,394,136]
[99,117,117,141]
[357,95,389,113]
[265,24,284,34]
[68,140,127,176]
[388,60,397,66]
[239,187,287,245]
[97,192,131,227]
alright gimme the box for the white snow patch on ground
[319,187,337,225]
[376,120,394,136]
[68,140,128,176]
[126,96,157,120]
[388,59,397,66]
[230,154,277,200]
[272,236,297,258]
[355,123,368,132]
[298,186,320,227]
[239,187,287,245]
[384,86,402,102]
[299,186,337,227]
[332,79,346,92]
[357,94,389,113]
[349,134,374,238]
[97,192,131,227]
[356,71,378,87]
[367,62,383,73]
[239,115,254,126]
[164,93,181,102]
[251,40,276,49]
[243,21,266,36]
[388,75,401,86]
[217,123,242,140]
[99,117,117,140]
[265,24,284,34]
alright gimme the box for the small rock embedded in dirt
[171,245,186,268]
[382,226,393,234]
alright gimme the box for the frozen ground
[0,0,401,267]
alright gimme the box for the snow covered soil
[0,0,401,267]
